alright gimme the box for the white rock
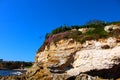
[67,46,120,76]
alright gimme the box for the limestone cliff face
[27,34,120,80]
[36,39,81,72]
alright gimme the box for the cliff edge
[27,22,120,80]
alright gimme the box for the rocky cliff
[27,24,120,80]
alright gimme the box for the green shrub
[52,26,71,34]
[38,20,120,52]
[71,25,80,29]
[45,33,51,39]
[110,21,120,26]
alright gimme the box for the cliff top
[38,20,120,53]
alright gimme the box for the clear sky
[0,0,120,62]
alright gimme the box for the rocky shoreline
[2,24,120,80]
[0,75,26,80]
[0,69,27,80]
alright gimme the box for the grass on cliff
[37,20,120,52]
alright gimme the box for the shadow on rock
[85,64,120,79]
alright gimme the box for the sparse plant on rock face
[48,35,54,43]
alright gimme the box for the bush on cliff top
[45,19,108,38]
[37,20,120,52]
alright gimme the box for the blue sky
[0,0,120,61]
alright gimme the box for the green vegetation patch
[37,20,120,52]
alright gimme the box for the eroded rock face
[104,24,120,33]
[67,46,120,76]
[28,37,120,80]
[36,39,82,73]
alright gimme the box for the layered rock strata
[27,36,120,80]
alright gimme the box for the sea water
[0,70,25,76]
